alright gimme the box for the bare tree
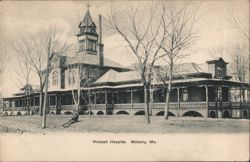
[230,44,248,82]
[67,56,89,113]
[105,2,167,123]
[66,54,100,115]
[12,39,34,115]
[0,41,10,107]
[229,44,248,102]
[228,2,249,41]
[0,42,10,74]
[159,2,201,120]
[228,3,250,101]
[13,28,71,116]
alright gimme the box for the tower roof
[79,10,95,27]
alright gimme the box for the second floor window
[68,70,76,85]
[52,71,59,86]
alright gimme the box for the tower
[76,5,104,66]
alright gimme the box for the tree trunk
[164,90,170,120]
[164,80,172,120]
[149,87,153,116]
[144,84,150,124]
[164,60,173,120]
[77,88,81,113]
[88,90,91,116]
[39,91,43,116]
[42,37,52,129]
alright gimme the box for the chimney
[98,15,104,66]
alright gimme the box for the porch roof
[3,78,249,100]
[90,78,250,90]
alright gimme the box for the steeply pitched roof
[80,10,95,27]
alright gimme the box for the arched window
[68,70,76,85]
[52,71,59,86]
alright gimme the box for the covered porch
[86,79,249,118]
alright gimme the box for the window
[216,87,222,101]
[182,88,188,101]
[68,70,76,85]
[52,71,59,86]
[217,67,223,78]
[87,40,96,51]
[50,96,56,106]
[79,40,85,51]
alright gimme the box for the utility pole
[42,37,53,129]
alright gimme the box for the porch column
[242,88,246,102]
[130,90,133,109]
[177,87,180,117]
[112,91,114,105]
[94,92,97,108]
[228,87,232,117]
[240,87,242,118]
[48,95,50,113]
[105,91,107,115]
[205,85,208,118]
[55,95,58,108]
[33,96,35,107]
[217,86,222,118]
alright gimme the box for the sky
[0,0,249,97]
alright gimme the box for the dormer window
[216,67,223,78]
[207,57,230,80]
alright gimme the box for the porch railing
[3,106,39,112]
[61,105,76,110]
[84,104,106,110]
[4,102,249,112]
[209,102,250,109]
[113,102,207,109]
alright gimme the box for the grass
[0,115,249,134]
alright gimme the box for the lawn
[0,115,249,134]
